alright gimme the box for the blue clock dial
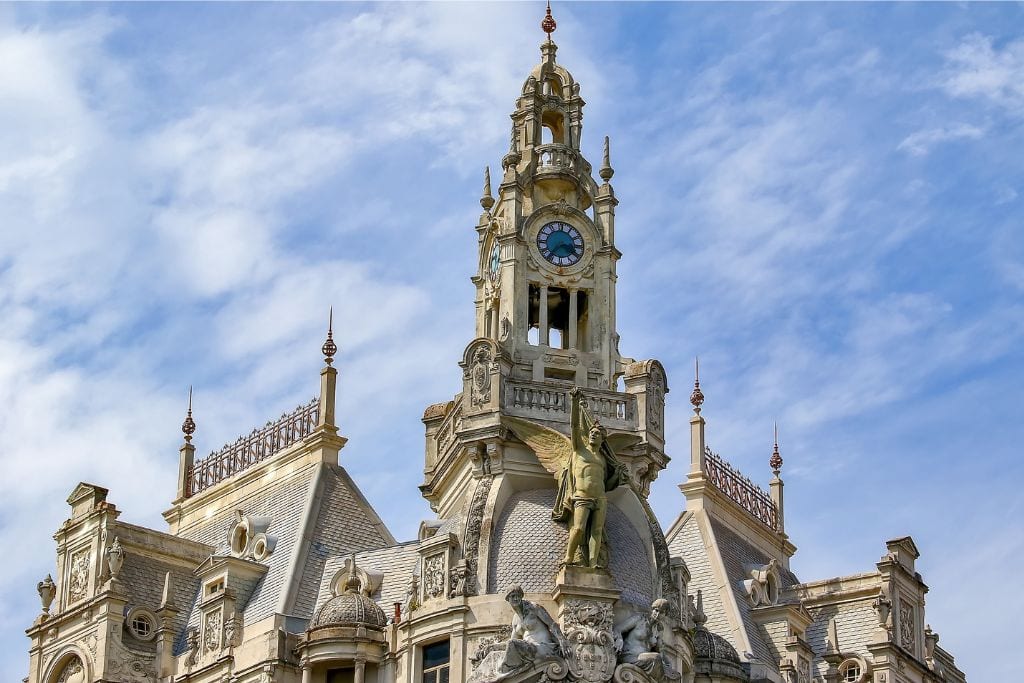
[489,243,500,281]
[537,221,584,266]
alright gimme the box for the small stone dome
[692,625,749,681]
[692,626,740,663]
[312,590,388,630]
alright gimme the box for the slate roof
[314,541,421,618]
[486,488,654,607]
[174,460,394,652]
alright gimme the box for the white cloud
[897,123,985,156]
[940,33,1024,114]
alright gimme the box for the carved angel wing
[503,416,573,475]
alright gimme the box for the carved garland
[462,474,494,596]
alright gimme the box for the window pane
[423,640,450,669]
[439,666,449,683]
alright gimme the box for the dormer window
[206,578,225,596]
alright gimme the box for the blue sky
[1,2,1021,679]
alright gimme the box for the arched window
[54,656,85,683]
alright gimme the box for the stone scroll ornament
[503,388,638,568]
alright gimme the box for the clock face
[488,243,500,281]
[537,221,584,266]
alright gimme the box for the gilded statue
[505,388,633,568]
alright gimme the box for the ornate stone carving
[424,554,446,599]
[450,559,469,598]
[470,626,513,667]
[68,549,91,603]
[106,537,125,580]
[899,601,915,650]
[463,474,494,596]
[224,612,242,648]
[563,600,617,683]
[471,346,493,407]
[185,627,200,666]
[403,573,420,618]
[203,610,222,652]
[613,600,679,682]
[55,656,85,683]
[468,586,569,683]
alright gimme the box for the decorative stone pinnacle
[181,385,196,442]
[541,1,557,37]
[480,166,494,211]
[600,135,614,182]
[694,589,707,626]
[322,306,338,365]
[770,422,783,475]
[690,357,704,414]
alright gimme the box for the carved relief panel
[66,547,92,605]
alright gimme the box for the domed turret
[310,557,387,631]
[691,591,749,682]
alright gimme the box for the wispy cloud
[940,33,1024,115]
[897,123,985,156]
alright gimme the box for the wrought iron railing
[186,398,319,497]
[703,446,778,531]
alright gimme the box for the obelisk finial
[600,135,614,182]
[481,166,494,211]
[690,357,704,414]
[181,386,196,443]
[322,306,337,365]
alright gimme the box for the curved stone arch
[42,645,91,683]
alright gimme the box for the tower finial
[322,306,337,365]
[182,385,196,443]
[600,135,614,182]
[770,421,783,475]
[480,166,495,211]
[541,1,557,39]
[690,357,704,414]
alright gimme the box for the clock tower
[472,36,624,389]
[421,29,671,524]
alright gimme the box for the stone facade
[24,22,965,683]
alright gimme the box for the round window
[126,608,157,641]
[840,661,862,682]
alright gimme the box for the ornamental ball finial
[690,357,704,414]
[770,422,783,475]
[480,166,495,211]
[322,306,338,365]
[541,1,557,36]
[182,385,196,441]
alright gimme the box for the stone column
[354,656,367,683]
[539,285,550,346]
[568,289,578,349]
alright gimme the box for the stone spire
[480,166,494,211]
[600,135,614,182]
[770,422,786,535]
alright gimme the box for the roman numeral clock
[536,221,585,267]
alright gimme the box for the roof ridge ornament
[690,357,704,414]
[541,0,557,39]
[182,385,196,443]
[322,306,337,365]
[770,422,783,475]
